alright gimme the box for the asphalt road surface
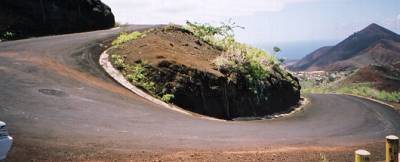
[0,26,400,160]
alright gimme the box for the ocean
[253,40,339,60]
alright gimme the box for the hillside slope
[342,65,400,91]
[289,23,400,71]
[289,46,332,71]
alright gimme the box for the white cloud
[397,14,400,20]
[103,0,315,24]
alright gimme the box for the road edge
[341,93,396,109]
[316,92,396,109]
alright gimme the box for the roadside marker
[386,135,399,162]
[355,149,370,162]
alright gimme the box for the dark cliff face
[150,61,301,120]
[0,0,115,40]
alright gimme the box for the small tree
[273,46,285,64]
[273,46,281,53]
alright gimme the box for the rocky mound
[109,27,301,120]
[0,0,115,41]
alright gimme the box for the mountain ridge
[289,23,400,71]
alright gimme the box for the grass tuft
[111,54,126,70]
[112,31,143,46]
[1,31,16,40]
[161,94,175,103]
[126,63,156,93]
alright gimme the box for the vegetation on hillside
[185,21,294,96]
[110,53,175,100]
[303,82,400,103]
[112,31,143,46]
[0,31,16,41]
[299,67,400,103]
[185,20,241,50]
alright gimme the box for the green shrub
[273,46,281,53]
[214,42,277,94]
[127,64,146,82]
[185,21,285,96]
[111,54,126,70]
[140,81,156,92]
[126,63,156,93]
[112,31,143,46]
[161,94,175,103]
[110,54,171,102]
[185,20,241,50]
[1,31,15,40]
[185,21,225,41]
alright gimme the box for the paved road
[0,26,400,159]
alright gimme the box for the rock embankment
[0,0,115,40]
[110,27,301,120]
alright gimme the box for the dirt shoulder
[6,138,387,162]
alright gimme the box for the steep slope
[326,39,400,71]
[288,46,332,71]
[289,23,400,71]
[0,0,115,41]
[342,65,400,91]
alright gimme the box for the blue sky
[103,0,400,44]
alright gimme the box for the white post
[355,149,370,162]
